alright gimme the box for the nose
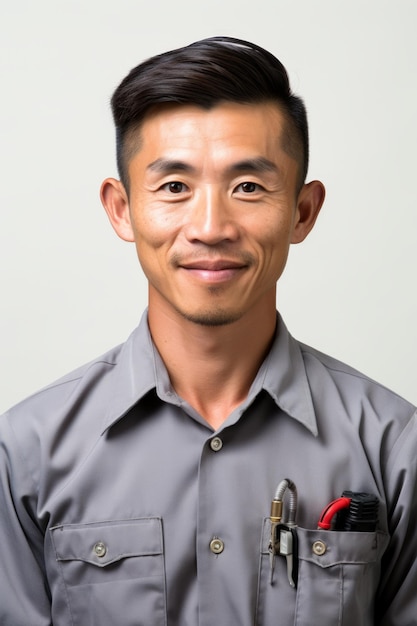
[183,186,240,245]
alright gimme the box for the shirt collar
[101,310,157,432]
[261,314,318,436]
[101,310,318,437]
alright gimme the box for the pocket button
[312,540,327,556]
[93,541,107,558]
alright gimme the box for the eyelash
[235,182,263,193]
[161,181,189,194]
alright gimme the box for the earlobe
[100,178,135,242]
[291,180,326,244]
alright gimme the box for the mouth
[181,259,246,270]
[178,259,248,283]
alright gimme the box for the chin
[180,307,243,327]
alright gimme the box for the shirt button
[210,437,223,452]
[312,540,327,556]
[93,541,107,558]
[209,538,225,554]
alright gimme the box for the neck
[147,298,277,430]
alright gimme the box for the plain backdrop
[1,0,416,413]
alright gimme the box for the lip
[179,259,247,283]
[180,259,247,271]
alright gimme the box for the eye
[235,181,262,193]
[162,181,188,194]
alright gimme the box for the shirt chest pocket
[50,518,167,626]
[257,520,389,626]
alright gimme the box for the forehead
[127,101,293,170]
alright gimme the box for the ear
[291,180,326,244]
[100,178,135,242]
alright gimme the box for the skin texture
[101,102,325,428]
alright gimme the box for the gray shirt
[1,312,416,626]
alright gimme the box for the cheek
[250,218,294,278]
[251,215,293,252]
[131,210,177,251]
[130,211,182,283]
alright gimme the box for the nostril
[183,214,240,245]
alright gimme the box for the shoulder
[0,314,155,454]
[0,339,130,473]
[298,339,416,428]
[3,341,124,420]
[0,340,127,502]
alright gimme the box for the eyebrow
[146,156,280,176]
[227,157,279,175]
[147,158,196,174]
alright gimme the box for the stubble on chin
[178,304,243,327]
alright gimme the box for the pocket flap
[296,527,389,568]
[51,517,163,567]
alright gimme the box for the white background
[1,0,416,413]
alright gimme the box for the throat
[179,389,247,430]
[147,300,278,429]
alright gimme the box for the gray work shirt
[0,312,416,625]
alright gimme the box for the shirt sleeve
[0,413,52,626]
[376,409,417,626]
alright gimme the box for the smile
[179,260,247,283]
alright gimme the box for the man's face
[102,102,324,326]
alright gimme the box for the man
[0,36,416,626]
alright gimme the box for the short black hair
[110,36,309,193]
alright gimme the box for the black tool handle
[335,491,379,532]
